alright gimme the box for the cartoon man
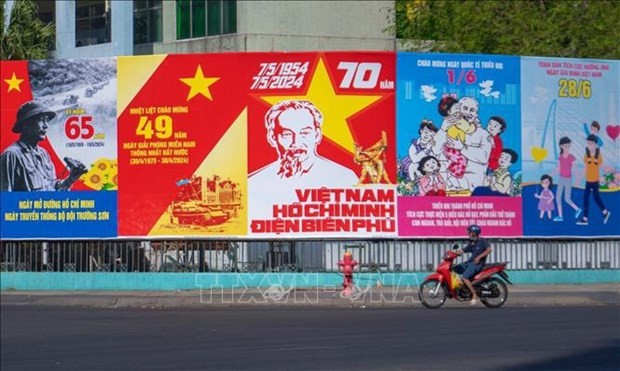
[1,100,86,191]
[577,134,611,225]
[432,96,491,191]
[249,100,358,218]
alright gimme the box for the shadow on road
[498,339,620,371]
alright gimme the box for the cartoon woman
[438,95,475,188]
[535,174,555,220]
[399,119,438,182]
[551,137,581,222]
[417,155,446,196]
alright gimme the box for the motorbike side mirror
[452,244,460,250]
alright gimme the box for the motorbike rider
[454,224,492,305]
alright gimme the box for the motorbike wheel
[480,277,508,308]
[419,279,447,309]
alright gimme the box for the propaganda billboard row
[1,52,618,239]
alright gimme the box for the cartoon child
[485,148,518,195]
[577,134,611,226]
[486,116,506,174]
[437,94,475,188]
[535,174,555,220]
[583,120,603,147]
[471,148,517,197]
[551,137,581,222]
[417,155,446,196]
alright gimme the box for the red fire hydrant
[338,251,358,296]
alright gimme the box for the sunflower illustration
[81,158,118,190]
[82,169,105,189]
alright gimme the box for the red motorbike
[419,244,512,309]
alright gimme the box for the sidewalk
[1,284,618,309]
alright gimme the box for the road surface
[2,305,619,370]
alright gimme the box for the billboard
[117,54,248,238]
[246,53,396,238]
[1,59,118,239]
[396,53,522,237]
[521,57,620,237]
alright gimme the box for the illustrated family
[535,120,612,226]
[398,94,519,198]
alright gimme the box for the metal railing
[1,239,618,273]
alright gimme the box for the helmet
[467,224,481,236]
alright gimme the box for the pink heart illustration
[606,125,620,141]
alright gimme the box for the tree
[1,0,55,60]
[387,0,620,59]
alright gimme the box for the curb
[2,285,618,309]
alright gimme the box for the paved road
[2,305,619,370]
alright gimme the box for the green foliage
[396,158,419,196]
[512,172,522,197]
[1,0,55,60]
[387,0,620,59]
[0,0,5,34]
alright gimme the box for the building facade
[4,0,395,59]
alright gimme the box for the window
[134,0,163,44]
[221,0,236,35]
[176,0,205,39]
[75,0,111,47]
[176,0,236,40]
[206,0,220,36]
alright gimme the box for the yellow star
[260,58,382,153]
[4,72,24,93]
[179,65,220,101]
